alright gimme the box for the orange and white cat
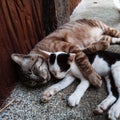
[11,19,120,88]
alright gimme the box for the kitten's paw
[40,87,58,102]
[94,103,109,114]
[68,94,81,107]
[98,40,110,50]
[108,103,120,120]
[88,71,102,87]
[40,91,53,103]
[94,96,116,114]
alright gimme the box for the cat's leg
[83,40,109,54]
[94,75,116,114]
[68,45,102,87]
[108,96,120,120]
[83,35,120,54]
[108,66,120,120]
[68,78,90,107]
[47,41,102,87]
[99,35,120,45]
[104,25,120,37]
[40,75,75,102]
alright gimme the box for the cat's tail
[113,0,120,11]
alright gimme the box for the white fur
[41,51,120,119]
[41,52,90,106]
[92,55,110,76]
[113,0,120,10]
[48,52,70,79]
[68,79,89,106]
[41,75,75,102]
[112,37,120,44]
[108,62,120,120]
[111,61,120,87]
[91,28,103,42]
[41,52,94,106]
[95,76,116,114]
[108,98,120,120]
[95,61,120,120]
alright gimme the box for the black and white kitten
[40,50,120,120]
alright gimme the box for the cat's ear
[68,53,76,62]
[39,49,51,60]
[11,53,31,66]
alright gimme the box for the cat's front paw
[94,96,116,115]
[40,87,58,102]
[88,71,102,87]
[68,94,81,107]
[40,91,53,103]
[98,40,110,50]
[94,103,108,114]
[108,103,120,120]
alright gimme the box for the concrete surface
[0,0,120,120]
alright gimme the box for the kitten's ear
[68,53,76,62]
[11,53,30,66]
[39,49,51,60]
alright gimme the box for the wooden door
[0,0,45,106]
[0,0,80,107]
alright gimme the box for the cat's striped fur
[11,19,120,87]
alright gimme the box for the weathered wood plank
[68,0,81,14]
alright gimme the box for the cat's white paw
[40,88,57,102]
[94,96,116,114]
[94,105,105,114]
[40,92,52,102]
[108,103,120,120]
[94,102,109,114]
[68,94,81,107]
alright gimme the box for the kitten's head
[11,53,51,87]
[44,51,76,79]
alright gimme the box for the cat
[40,50,120,120]
[11,19,120,88]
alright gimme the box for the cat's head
[43,51,76,79]
[11,53,51,87]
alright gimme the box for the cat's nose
[55,76,62,79]
[51,71,62,79]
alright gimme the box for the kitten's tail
[113,0,120,11]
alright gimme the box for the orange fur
[30,19,120,87]
[12,19,120,87]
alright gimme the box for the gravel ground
[1,0,120,120]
